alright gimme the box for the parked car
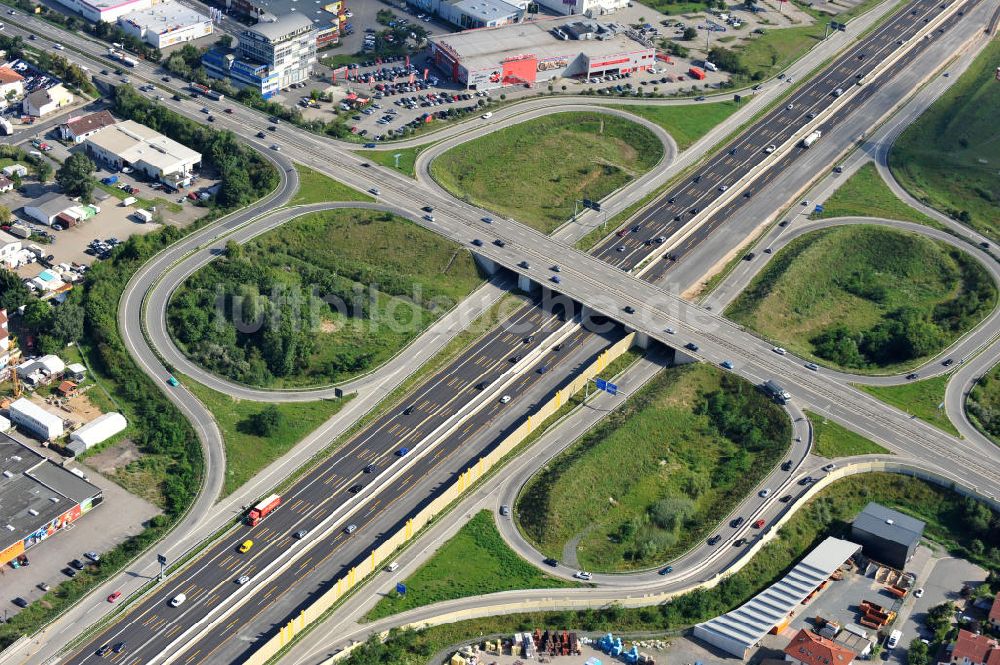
[107,591,122,603]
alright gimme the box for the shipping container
[688,66,706,80]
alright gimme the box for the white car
[53,43,64,50]
[270,144,281,151]
[665,327,675,334]
[759,488,772,498]
[574,571,592,580]
[914,587,924,598]
[764,144,776,154]
[772,347,787,355]
[236,575,250,585]
[499,395,511,403]
[369,187,380,196]
[481,112,493,119]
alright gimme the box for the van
[121,196,137,207]
[169,593,186,607]
[887,630,902,649]
[833,87,844,97]
[386,561,399,572]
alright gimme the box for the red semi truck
[246,494,281,526]
[688,66,706,80]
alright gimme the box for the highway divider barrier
[243,332,637,665]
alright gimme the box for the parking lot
[1,437,161,621]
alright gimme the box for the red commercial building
[429,18,654,90]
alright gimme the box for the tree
[907,638,928,665]
[682,26,698,40]
[50,302,84,344]
[56,153,96,200]
[35,159,53,184]
[247,404,283,437]
[0,204,11,224]
[0,269,30,312]
[22,299,52,330]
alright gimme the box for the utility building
[850,502,924,569]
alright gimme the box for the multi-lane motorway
[8,0,999,661]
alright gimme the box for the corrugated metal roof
[693,537,861,657]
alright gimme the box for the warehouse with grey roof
[0,434,103,567]
[850,502,925,569]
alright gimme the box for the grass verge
[967,361,1000,446]
[889,39,1000,240]
[517,364,790,572]
[178,375,351,496]
[290,164,373,205]
[430,112,663,234]
[353,145,430,178]
[725,226,996,374]
[367,511,577,620]
[339,473,1000,665]
[810,163,942,228]
[857,375,959,437]
[606,101,739,150]
[806,409,889,457]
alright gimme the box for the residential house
[0,174,13,193]
[990,592,1000,630]
[0,231,22,269]
[0,66,25,105]
[2,164,28,179]
[784,629,856,665]
[22,84,74,117]
[59,110,117,144]
[950,629,1000,665]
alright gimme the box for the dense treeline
[810,249,995,368]
[112,86,278,208]
[968,366,1000,442]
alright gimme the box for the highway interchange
[3,0,1000,662]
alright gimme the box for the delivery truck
[246,494,281,526]
[800,130,822,148]
[133,209,153,223]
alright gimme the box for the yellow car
[239,540,253,553]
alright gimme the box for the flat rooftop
[120,1,210,34]
[432,17,647,72]
[0,434,102,550]
[85,120,201,171]
[448,0,524,22]
[250,0,338,31]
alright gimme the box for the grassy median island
[810,163,941,228]
[606,101,739,150]
[178,376,350,495]
[430,112,663,234]
[338,474,1000,665]
[726,226,996,373]
[890,39,1000,239]
[807,410,889,458]
[858,375,959,437]
[167,208,483,389]
[367,511,577,621]
[968,363,1000,446]
[516,364,790,572]
[291,164,372,205]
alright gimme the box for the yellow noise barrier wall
[243,332,637,665]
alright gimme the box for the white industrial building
[23,193,78,227]
[70,412,127,451]
[535,0,628,16]
[54,0,152,23]
[0,231,22,269]
[17,354,66,388]
[8,398,65,441]
[437,0,525,29]
[118,1,213,48]
[693,537,862,659]
[83,120,201,187]
[22,84,74,118]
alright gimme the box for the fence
[243,332,638,665]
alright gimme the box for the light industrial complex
[83,119,202,187]
[0,434,104,568]
[429,18,655,89]
[118,1,213,48]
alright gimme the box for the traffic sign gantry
[595,378,618,396]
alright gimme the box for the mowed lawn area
[811,163,941,228]
[608,101,739,150]
[291,164,372,205]
[807,410,889,458]
[367,511,577,620]
[430,112,663,234]
[726,226,996,373]
[179,376,349,495]
[967,363,1000,446]
[516,364,789,572]
[352,145,429,178]
[168,209,483,388]
[858,375,959,437]
[890,40,1000,239]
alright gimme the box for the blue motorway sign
[595,378,618,395]
[396,582,407,595]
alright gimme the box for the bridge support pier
[517,274,537,294]
[474,254,498,276]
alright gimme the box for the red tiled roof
[63,110,116,137]
[0,67,24,85]
[953,629,1000,665]
[784,629,855,665]
[989,592,1000,625]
